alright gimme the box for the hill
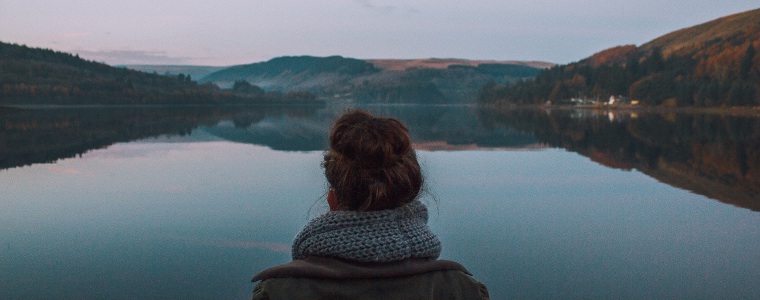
[199,56,550,104]
[0,42,319,105]
[639,8,760,57]
[201,55,378,89]
[366,58,554,71]
[479,8,760,107]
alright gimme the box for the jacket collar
[252,256,471,282]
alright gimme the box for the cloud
[161,184,188,193]
[177,236,290,253]
[352,0,419,14]
[72,49,193,65]
[61,32,92,39]
[217,240,291,253]
[48,166,81,175]
[81,143,194,159]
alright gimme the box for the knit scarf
[291,200,442,263]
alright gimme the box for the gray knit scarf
[291,200,442,263]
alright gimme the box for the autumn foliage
[480,8,760,107]
[588,45,638,68]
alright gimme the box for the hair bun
[324,109,423,211]
[330,112,411,168]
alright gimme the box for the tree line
[479,39,759,107]
[0,42,320,105]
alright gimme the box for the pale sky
[1,1,757,66]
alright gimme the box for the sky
[1,1,757,66]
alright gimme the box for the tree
[643,48,665,74]
[232,80,265,95]
[740,44,756,80]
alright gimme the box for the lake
[1,104,759,299]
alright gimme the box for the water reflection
[3,105,760,298]
[0,105,540,169]
[478,107,760,211]
[0,105,323,169]
[2,105,758,210]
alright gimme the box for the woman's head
[323,109,423,211]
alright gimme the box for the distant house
[570,98,596,105]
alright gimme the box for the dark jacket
[251,256,489,300]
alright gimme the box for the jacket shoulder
[253,269,489,300]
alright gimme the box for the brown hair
[323,109,423,211]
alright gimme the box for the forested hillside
[200,56,546,104]
[201,56,379,90]
[0,42,318,105]
[479,8,760,107]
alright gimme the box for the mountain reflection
[478,107,760,211]
[0,105,539,171]
[0,105,323,170]
[3,105,758,211]
[198,105,542,151]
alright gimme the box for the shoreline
[4,102,760,116]
[482,104,760,117]
[0,102,325,111]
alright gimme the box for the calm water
[1,104,759,299]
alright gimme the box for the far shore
[482,103,760,117]
[4,103,760,117]
[0,102,325,110]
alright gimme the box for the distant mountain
[199,56,550,104]
[201,55,378,89]
[0,42,319,105]
[366,58,554,71]
[479,8,760,107]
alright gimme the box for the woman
[251,109,489,299]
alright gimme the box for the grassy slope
[640,8,760,56]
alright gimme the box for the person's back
[252,255,488,299]
[250,110,488,299]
